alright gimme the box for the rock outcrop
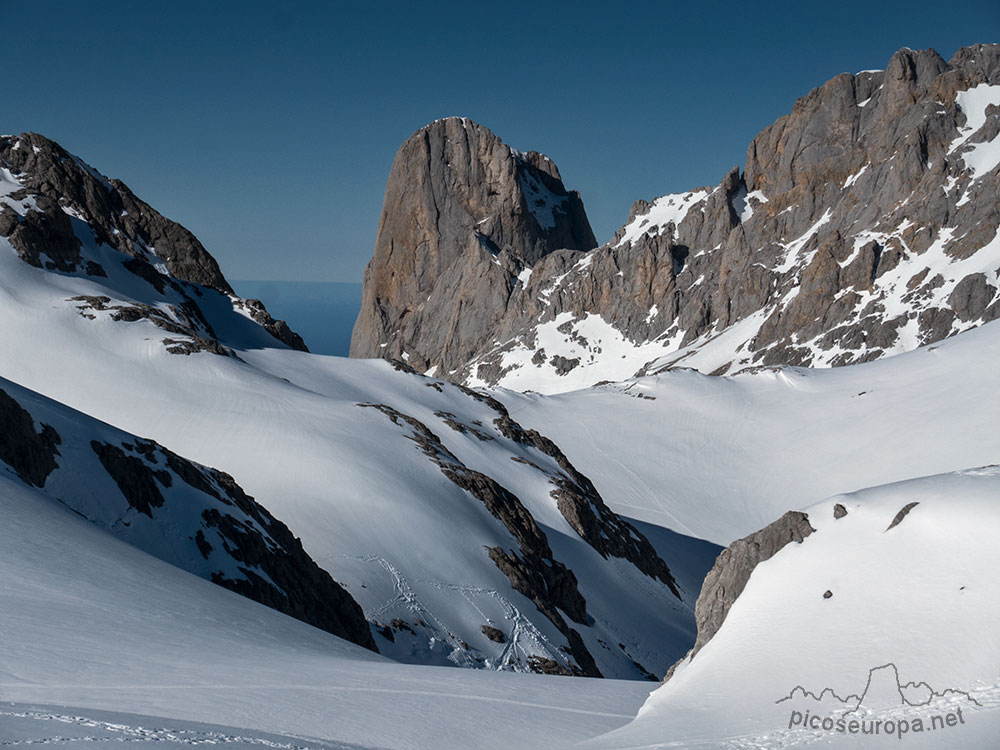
[353,46,1000,390]
[0,133,307,353]
[664,510,815,680]
[350,117,596,373]
[0,379,375,651]
[357,400,600,676]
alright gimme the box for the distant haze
[233,281,362,357]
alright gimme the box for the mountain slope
[498,316,1000,545]
[0,472,653,750]
[0,132,307,352]
[590,468,1000,749]
[0,376,375,650]
[0,134,712,679]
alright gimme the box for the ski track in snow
[344,554,565,670]
[0,707,352,749]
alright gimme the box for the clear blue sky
[5,1,997,282]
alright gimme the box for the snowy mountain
[590,468,1000,749]
[0,132,713,680]
[0,376,374,649]
[351,45,1000,394]
[3,42,999,750]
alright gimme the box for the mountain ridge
[350,44,1000,394]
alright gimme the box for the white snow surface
[501,318,1000,544]
[589,468,1000,749]
[0,476,651,750]
[615,190,709,248]
[0,239,709,681]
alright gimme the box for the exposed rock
[664,510,815,680]
[68,295,238,358]
[91,441,171,517]
[823,590,833,599]
[434,411,495,441]
[357,401,601,676]
[353,46,1000,387]
[0,387,61,487]
[833,503,848,519]
[886,501,920,530]
[0,132,230,291]
[0,133,306,352]
[459,384,680,595]
[350,117,596,373]
[481,625,506,643]
[233,298,309,352]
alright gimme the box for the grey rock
[481,625,506,643]
[664,510,815,680]
[350,117,596,372]
[833,503,848,519]
[886,501,920,530]
[354,46,1000,386]
[0,387,62,487]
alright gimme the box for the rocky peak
[0,132,308,353]
[385,45,1000,392]
[0,132,231,292]
[350,116,596,373]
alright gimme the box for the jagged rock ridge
[0,132,307,353]
[0,378,375,651]
[352,45,1000,391]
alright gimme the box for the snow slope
[0,233,716,679]
[0,375,374,648]
[500,318,1000,544]
[589,468,1000,749]
[0,474,652,750]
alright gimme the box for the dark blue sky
[5,1,997,282]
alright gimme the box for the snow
[518,170,568,230]
[948,83,1000,180]
[842,163,869,187]
[0,239,706,681]
[590,468,1000,749]
[503,319,1000,544]
[614,189,709,248]
[467,312,693,394]
[0,475,652,750]
[731,187,767,223]
[3,148,999,748]
[774,208,833,273]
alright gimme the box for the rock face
[0,379,375,651]
[355,380,682,678]
[354,46,1000,390]
[0,133,307,353]
[350,117,596,373]
[664,510,815,680]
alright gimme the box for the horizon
[4,2,997,284]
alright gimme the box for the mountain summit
[350,117,596,373]
[353,45,1000,393]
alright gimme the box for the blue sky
[5,1,997,282]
